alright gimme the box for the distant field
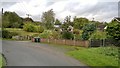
[67,46,119,66]
[5,28,39,36]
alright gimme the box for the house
[22,17,34,22]
[97,23,106,31]
[112,17,120,22]
[104,17,120,30]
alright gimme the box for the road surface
[2,40,85,66]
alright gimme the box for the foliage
[73,17,89,29]
[5,28,39,36]
[23,23,44,33]
[41,9,55,29]
[34,26,44,33]
[2,11,23,28]
[82,23,96,40]
[39,30,52,38]
[23,23,36,32]
[62,31,74,39]
[89,30,107,40]
[64,16,73,26]
[51,31,60,39]
[73,29,80,35]
[106,21,120,41]
[54,19,61,25]
[2,29,18,39]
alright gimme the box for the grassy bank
[0,54,6,68]
[67,46,119,67]
[5,28,39,36]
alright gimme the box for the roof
[114,17,120,22]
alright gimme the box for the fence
[12,35,32,40]
[41,38,89,47]
[89,39,120,47]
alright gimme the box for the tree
[41,9,55,29]
[64,16,73,26]
[2,11,23,28]
[106,21,120,41]
[73,17,89,29]
[82,23,96,40]
[54,19,61,25]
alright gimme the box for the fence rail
[89,39,120,47]
[41,38,89,47]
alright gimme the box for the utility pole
[2,8,3,15]
[92,18,94,21]
[26,14,31,18]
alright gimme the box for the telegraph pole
[2,8,3,15]
[26,14,31,18]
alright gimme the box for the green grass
[5,28,39,36]
[0,54,2,67]
[0,54,6,68]
[67,46,119,66]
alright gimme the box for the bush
[23,23,44,33]
[62,31,74,39]
[89,30,107,40]
[2,29,18,39]
[35,26,44,33]
[23,23,36,32]
[39,30,52,38]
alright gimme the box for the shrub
[35,26,44,33]
[23,23,44,33]
[89,30,107,40]
[23,23,36,32]
[62,31,74,39]
[73,29,80,35]
[39,30,52,38]
[2,29,18,39]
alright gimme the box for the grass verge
[0,54,6,68]
[67,46,119,67]
[41,42,119,67]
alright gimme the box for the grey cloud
[2,2,17,8]
[74,2,117,15]
[46,2,55,6]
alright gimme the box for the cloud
[1,0,119,22]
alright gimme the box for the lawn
[67,46,119,67]
[4,28,39,36]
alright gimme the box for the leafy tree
[54,19,61,25]
[106,21,120,41]
[82,23,96,40]
[41,9,55,29]
[2,11,23,28]
[61,16,73,31]
[64,16,73,26]
[73,17,89,29]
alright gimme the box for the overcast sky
[0,0,119,22]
